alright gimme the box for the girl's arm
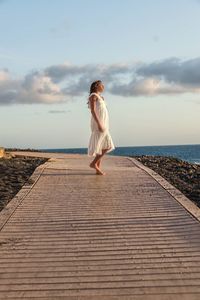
[89,95,104,132]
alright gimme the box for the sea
[39,144,200,165]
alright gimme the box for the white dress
[87,92,115,157]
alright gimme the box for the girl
[87,80,115,175]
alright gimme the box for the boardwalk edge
[127,156,200,223]
[0,159,50,231]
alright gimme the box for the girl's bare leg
[89,148,111,175]
[90,155,105,175]
[89,154,101,169]
[96,149,108,169]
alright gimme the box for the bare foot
[95,163,105,175]
[96,170,106,175]
[95,164,106,175]
[89,162,106,175]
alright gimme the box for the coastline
[131,155,200,208]
[0,154,49,212]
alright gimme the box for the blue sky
[0,0,200,149]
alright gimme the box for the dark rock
[0,156,49,212]
[130,155,200,208]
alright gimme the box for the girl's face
[97,82,104,93]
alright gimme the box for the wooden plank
[0,151,200,299]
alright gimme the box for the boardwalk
[0,151,200,299]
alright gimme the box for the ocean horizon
[39,143,200,165]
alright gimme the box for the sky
[0,0,200,149]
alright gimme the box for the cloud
[1,56,200,105]
[43,57,200,96]
[0,69,68,106]
[49,109,70,114]
[0,69,10,81]
[109,78,162,97]
[136,57,200,88]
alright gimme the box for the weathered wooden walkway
[0,151,200,299]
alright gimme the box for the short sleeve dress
[87,92,115,157]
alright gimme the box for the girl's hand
[98,123,105,132]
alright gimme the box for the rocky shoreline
[0,155,49,211]
[0,153,199,213]
[131,155,200,208]
[5,147,42,152]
